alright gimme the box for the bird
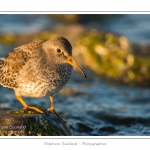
[0,36,87,123]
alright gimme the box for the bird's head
[42,36,87,78]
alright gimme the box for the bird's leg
[48,95,55,112]
[48,95,67,123]
[15,94,44,113]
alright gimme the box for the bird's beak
[66,56,87,78]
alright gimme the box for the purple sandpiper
[0,36,87,122]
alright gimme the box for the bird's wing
[0,40,44,88]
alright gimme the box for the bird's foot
[48,108,67,123]
[23,106,44,114]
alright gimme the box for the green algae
[26,117,62,136]
[76,30,150,87]
[8,109,37,114]
[0,33,16,45]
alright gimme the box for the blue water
[0,14,56,34]
[90,14,150,44]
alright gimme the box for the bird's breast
[16,63,73,98]
[48,64,73,93]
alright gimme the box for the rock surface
[0,110,71,136]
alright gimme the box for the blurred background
[0,14,150,136]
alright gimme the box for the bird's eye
[57,49,61,53]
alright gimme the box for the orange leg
[48,95,66,123]
[15,93,44,113]
[47,95,55,111]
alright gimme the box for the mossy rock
[0,110,71,136]
[75,30,150,87]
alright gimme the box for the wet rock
[0,110,71,136]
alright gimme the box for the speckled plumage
[0,36,86,122]
[0,37,73,97]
